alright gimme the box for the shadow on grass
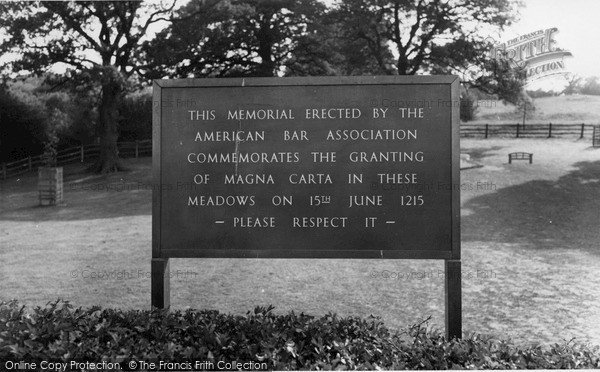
[462,160,600,252]
[464,146,504,161]
[0,159,153,221]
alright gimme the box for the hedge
[1,300,599,370]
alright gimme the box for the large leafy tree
[0,1,176,173]
[145,0,328,78]
[561,73,582,96]
[328,0,526,102]
[149,0,526,101]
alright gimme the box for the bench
[508,152,532,164]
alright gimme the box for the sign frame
[152,76,460,260]
[151,76,461,338]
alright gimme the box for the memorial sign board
[152,76,461,338]
[153,76,459,259]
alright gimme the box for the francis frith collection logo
[489,27,572,83]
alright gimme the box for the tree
[144,0,328,78]
[327,0,526,102]
[288,9,388,76]
[0,83,47,161]
[580,76,600,96]
[0,1,176,173]
[515,92,535,125]
[562,73,582,95]
[465,57,527,104]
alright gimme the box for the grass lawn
[469,94,600,124]
[1,138,599,346]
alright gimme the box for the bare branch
[42,2,102,52]
[405,0,424,52]
[137,0,177,38]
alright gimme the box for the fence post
[485,124,489,139]
[548,122,552,138]
[1,163,6,180]
[80,145,84,162]
[28,156,32,171]
[581,123,585,139]
[135,141,139,158]
[516,124,520,138]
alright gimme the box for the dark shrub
[118,92,152,142]
[460,93,478,122]
[0,86,46,162]
[1,300,598,370]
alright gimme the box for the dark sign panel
[152,76,460,259]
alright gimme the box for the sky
[500,0,600,89]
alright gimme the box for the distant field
[469,94,600,124]
[1,138,600,346]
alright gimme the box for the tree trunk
[256,14,276,77]
[397,54,409,75]
[88,79,127,173]
[257,46,276,77]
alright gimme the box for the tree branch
[137,0,177,38]
[405,0,424,51]
[43,2,102,52]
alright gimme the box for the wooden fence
[461,123,593,139]
[594,126,600,147]
[1,140,151,180]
